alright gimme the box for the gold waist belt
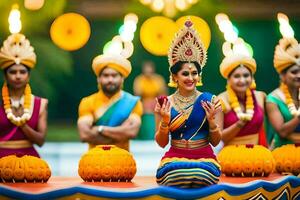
[288,133,300,143]
[171,139,209,149]
[227,133,259,146]
[0,140,33,149]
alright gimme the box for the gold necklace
[172,90,199,113]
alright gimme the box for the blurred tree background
[0,0,299,141]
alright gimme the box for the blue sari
[156,92,221,188]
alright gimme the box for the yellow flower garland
[2,83,32,126]
[280,83,300,117]
[226,84,254,121]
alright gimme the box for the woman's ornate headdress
[219,39,256,79]
[274,37,300,73]
[274,13,300,74]
[0,33,36,70]
[167,20,207,87]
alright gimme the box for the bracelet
[209,125,219,133]
[159,122,169,134]
[160,121,169,128]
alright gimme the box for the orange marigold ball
[78,145,136,182]
[0,155,51,183]
[272,144,300,175]
[217,144,275,177]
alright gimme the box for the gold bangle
[209,125,219,133]
[160,121,169,128]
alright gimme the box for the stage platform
[1,174,300,199]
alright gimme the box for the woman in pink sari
[0,33,48,158]
[218,40,267,146]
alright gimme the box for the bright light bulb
[224,31,238,43]
[280,24,294,38]
[140,0,152,5]
[151,0,164,12]
[219,20,233,33]
[215,13,229,25]
[8,4,22,34]
[277,13,289,25]
[175,0,187,11]
[124,13,138,24]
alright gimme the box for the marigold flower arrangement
[0,155,51,183]
[78,145,136,182]
[217,144,275,177]
[272,144,300,176]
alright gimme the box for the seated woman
[218,39,267,146]
[266,36,300,149]
[154,20,222,188]
[0,33,48,158]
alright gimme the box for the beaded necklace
[2,83,32,126]
[280,83,300,117]
[172,89,199,113]
[226,84,254,121]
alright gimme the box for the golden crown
[168,20,207,69]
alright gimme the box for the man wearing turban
[77,54,142,151]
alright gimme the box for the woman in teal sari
[154,20,223,188]
[266,37,300,149]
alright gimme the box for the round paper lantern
[50,13,91,51]
[24,0,44,10]
[0,155,51,183]
[140,16,178,56]
[176,16,211,50]
[78,145,136,182]
[217,144,275,177]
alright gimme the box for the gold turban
[220,40,256,79]
[274,37,300,73]
[92,54,132,77]
[0,33,36,70]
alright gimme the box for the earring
[196,72,203,86]
[168,75,177,88]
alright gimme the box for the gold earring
[196,72,203,86]
[168,75,177,88]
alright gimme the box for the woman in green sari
[266,37,300,149]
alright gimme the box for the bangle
[209,125,219,133]
[160,121,169,128]
[159,122,169,134]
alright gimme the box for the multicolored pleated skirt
[156,146,221,188]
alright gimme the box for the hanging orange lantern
[140,16,178,56]
[50,13,91,51]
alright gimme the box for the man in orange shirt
[77,54,142,151]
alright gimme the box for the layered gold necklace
[280,83,300,117]
[226,84,254,121]
[172,89,199,113]
[2,83,32,126]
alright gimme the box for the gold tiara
[168,20,207,69]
